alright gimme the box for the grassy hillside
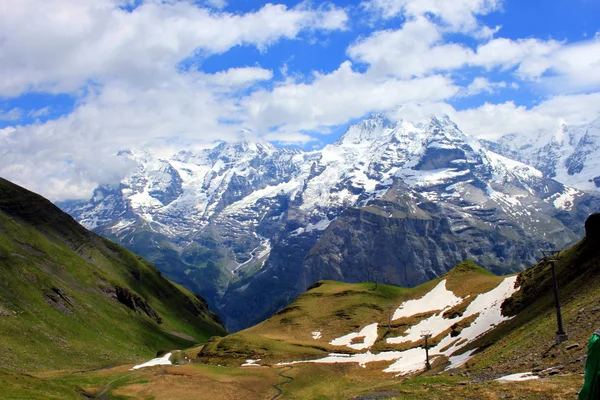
[0,177,227,374]
[200,260,507,366]
[455,215,600,378]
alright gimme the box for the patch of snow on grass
[445,349,477,370]
[131,353,172,370]
[241,359,262,367]
[276,276,520,375]
[392,280,461,320]
[278,350,405,369]
[383,347,433,375]
[330,323,378,350]
[496,372,539,382]
[312,331,322,340]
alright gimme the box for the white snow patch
[280,276,520,375]
[131,353,172,370]
[383,347,434,375]
[496,372,539,382]
[445,349,477,370]
[399,168,471,188]
[330,323,379,350]
[278,350,405,369]
[306,218,332,232]
[552,187,579,211]
[241,359,262,367]
[312,331,322,340]
[392,280,462,321]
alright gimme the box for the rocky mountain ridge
[59,114,600,330]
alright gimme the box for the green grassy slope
[0,178,227,374]
[457,216,600,378]
[200,260,506,365]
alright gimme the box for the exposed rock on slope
[0,177,226,372]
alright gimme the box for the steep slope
[483,117,600,193]
[0,178,226,373]
[59,115,598,331]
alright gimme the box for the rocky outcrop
[585,213,600,241]
[115,286,162,324]
[43,287,74,315]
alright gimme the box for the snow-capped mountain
[59,115,598,331]
[483,117,600,193]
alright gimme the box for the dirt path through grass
[270,366,294,400]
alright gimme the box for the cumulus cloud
[362,0,502,34]
[348,17,474,78]
[242,61,459,133]
[454,93,600,139]
[0,0,347,96]
[1,0,599,201]
[204,67,274,87]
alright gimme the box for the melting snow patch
[496,372,539,382]
[277,276,520,375]
[241,359,262,367]
[445,349,477,370]
[312,331,322,340]
[393,280,461,320]
[278,351,405,369]
[330,323,378,350]
[131,353,172,370]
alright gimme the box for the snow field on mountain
[278,276,519,375]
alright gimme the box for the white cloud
[242,61,459,133]
[205,67,274,87]
[0,108,22,121]
[0,0,347,96]
[205,0,227,9]
[362,0,502,33]
[453,93,600,139]
[472,37,562,78]
[462,77,507,96]
[538,40,600,93]
[348,17,474,78]
[28,107,51,118]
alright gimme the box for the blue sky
[1,0,599,200]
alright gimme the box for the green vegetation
[201,261,507,365]
[0,178,226,375]
[1,176,597,399]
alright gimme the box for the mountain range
[1,175,598,398]
[59,115,600,331]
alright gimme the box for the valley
[1,175,598,398]
[59,115,600,331]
